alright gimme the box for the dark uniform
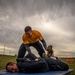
[17,53,69,73]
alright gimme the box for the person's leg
[32,41,45,57]
[55,59,69,70]
[44,58,69,70]
[17,43,26,58]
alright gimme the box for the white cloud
[0,0,75,57]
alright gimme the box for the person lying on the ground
[6,53,69,73]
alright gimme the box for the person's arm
[24,44,31,53]
[41,39,47,50]
[35,30,47,50]
[25,53,37,60]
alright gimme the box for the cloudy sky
[0,0,75,57]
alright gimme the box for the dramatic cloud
[0,0,75,57]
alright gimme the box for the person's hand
[35,58,38,61]
[51,57,57,60]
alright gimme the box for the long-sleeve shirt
[17,53,69,73]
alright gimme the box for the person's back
[16,53,49,73]
[17,58,49,73]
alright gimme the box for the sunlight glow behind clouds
[27,15,75,57]
[0,0,75,57]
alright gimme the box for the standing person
[18,26,47,58]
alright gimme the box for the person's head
[6,62,19,73]
[24,26,32,37]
